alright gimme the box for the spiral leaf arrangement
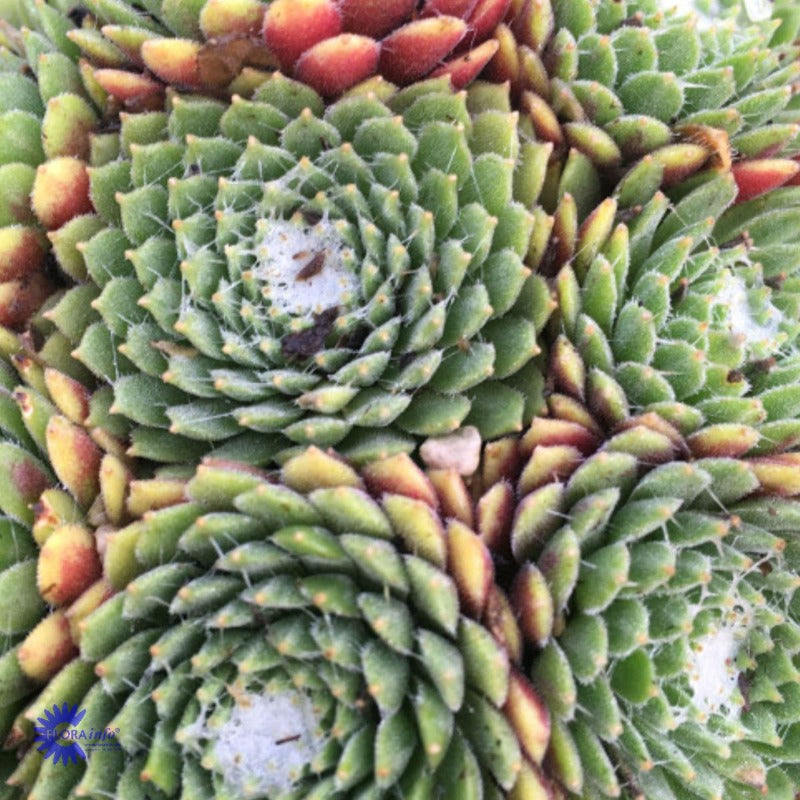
[0,355,55,763]
[0,331,192,782]
[498,174,800,798]
[47,0,512,101]
[489,0,800,214]
[9,448,553,800]
[45,74,551,465]
[0,9,84,329]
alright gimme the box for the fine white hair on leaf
[254,217,359,321]
[713,270,783,353]
[206,690,327,797]
[687,606,751,719]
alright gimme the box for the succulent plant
[0,352,55,774]
[0,0,176,330]
[7,172,800,800]
[0,326,199,776]
[36,74,551,467]
[5,446,556,800]
[0,17,66,329]
[2,1,800,799]
[49,0,800,201]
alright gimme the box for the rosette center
[254,215,359,322]
[201,689,327,797]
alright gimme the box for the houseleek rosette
[10,447,552,800]
[474,173,800,797]
[2,2,800,800]
[9,177,800,800]
[488,0,800,213]
[0,0,174,325]
[53,74,549,466]
[0,4,92,330]
[0,337,116,793]
[0,352,55,769]
[57,0,800,216]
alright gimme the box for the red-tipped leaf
[447,519,494,618]
[379,16,468,85]
[262,0,342,71]
[93,69,164,102]
[141,38,201,86]
[37,524,102,607]
[340,0,417,38]
[732,158,800,203]
[430,38,500,89]
[31,157,93,230]
[362,452,439,507]
[295,34,379,97]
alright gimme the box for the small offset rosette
[485,0,800,212]
[457,169,800,797]
[65,0,511,101]
[14,447,555,800]
[0,4,107,330]
[0,330,194,766]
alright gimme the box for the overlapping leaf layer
[46,75,549,464]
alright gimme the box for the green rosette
[48,74,551,465]
[1,3,800,800]
[51,0,509,100]
[490,0,800,214]
[8,447,554,800]
[477,170,800,797]
[0,327,155,800]
[0,351,54,790]
[0,2,92,329]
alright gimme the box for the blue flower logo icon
[33,703,87,765]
